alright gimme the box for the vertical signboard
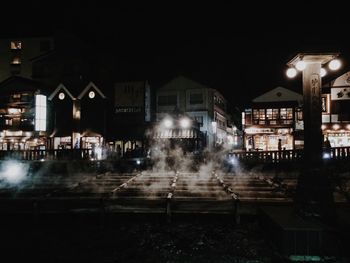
[35,94,47,131]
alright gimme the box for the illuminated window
[12,94,21,99]
[11,56,21,65]
[58,92,65,100]
[8,108,21,114]
[88,91,95,99]
[259,109,265,120]
[35,95,47,131]
[253,109,259,119]
[280,108,293,119]
[5,119,12,126]
[10,41,22,50]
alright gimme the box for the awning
[154,128,199,139]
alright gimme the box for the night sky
[2,2,350,108]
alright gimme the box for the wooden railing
[0,147,349,162]
[230,149,303,163]
[0,149,93,161]
[230,146,350,163]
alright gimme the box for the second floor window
[10,41,22,50]
[11,56,21,65]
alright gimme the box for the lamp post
[286,53,341,223]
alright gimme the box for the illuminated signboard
[115,107,142,114]
[331,87,350,100]
[35,94,47,131]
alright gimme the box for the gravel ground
[0,215,288,263]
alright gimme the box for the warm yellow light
[286,68,297,78]
[347,124,350,130]
[321,125,326,130]
[329,59,341,71]
[320,68,327,77]
[295,61,306,71]
[333,124,340,130]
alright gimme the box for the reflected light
[0,160,28,184]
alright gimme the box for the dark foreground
[0,214,292,263]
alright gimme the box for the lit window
[8,108,21,114]
[10,41,22,50]
[89,91,95,99]
[11,56,21,65]
[5,119,12,126]
[58,92,65,100]
[12,94,21,99]
[35,95,47,131]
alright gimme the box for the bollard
[166,193,172,223]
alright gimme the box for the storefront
[244,127,294,151]
[322,124,350,147]
[0,131,46,150]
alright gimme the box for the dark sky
[2,2,350,108]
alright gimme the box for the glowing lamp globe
[163,118,173,128]
[295,61,306,71]
[180,118,191,128]
[329,59,341,71]
[286,68,297,78]
[320,68,327,77]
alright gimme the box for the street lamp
[286,53,340,163]
[286,53,340,223]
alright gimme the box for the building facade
[242,87,303,151]
[156,75,231,149]
[47,81,107,151]
[321,71,350,147]
[0,76,48,150]
[0,37,53,82]
[108,80,152,156]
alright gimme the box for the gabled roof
[48,83,75,101]
[331,71,350,87]
[253,86,302,103]
[160,75,210,91]
[77,81,106,99]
